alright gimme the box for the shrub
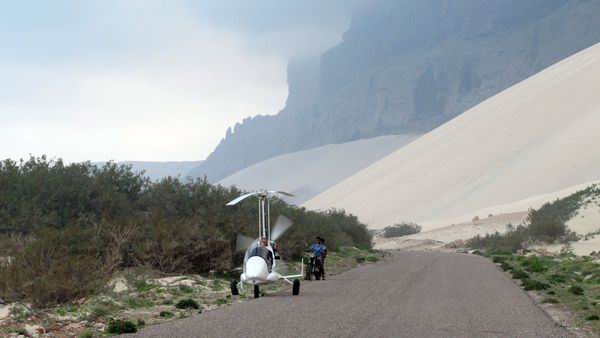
[175,298,199,309]
[79,330,94,338]
[0,226,107,307]
[125,296,154,309]
[467,225,529,253]
[541,297,559,304]
[548,274,566,283]
[585,314,599,321]
[511,269,530,280]
[0,157,373,307]
[9,328,27,335]
[107,319,137,334]
[492,256,506,263]
[382,222,422,238]
[159,311,174,318]
[568,285,584,296]
[522,279,549,291]
[500,262,512,271]
[521,256,547,273]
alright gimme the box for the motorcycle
[304,251,324,281]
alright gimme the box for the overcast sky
[0,0,356,162]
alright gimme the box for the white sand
[218,134,420,204]
[304,43,600,229]
[422,180,600,230]
[375,186,600,254]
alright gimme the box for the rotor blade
[271,215,293,241]
[236,234,257,252]
[227,192,259,206]
[267,190,295,197]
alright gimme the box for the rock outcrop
[191,0,600,182]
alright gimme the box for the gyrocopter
[227,190,302,298]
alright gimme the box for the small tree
[383,222,422,238]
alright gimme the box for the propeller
[227,192,260,206]
[271,215,293,241]
[236,233,257,252]
[267,190,295,197]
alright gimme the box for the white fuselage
[241,252,279,285]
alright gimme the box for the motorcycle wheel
[253,285,260,299]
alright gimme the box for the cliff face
[191,0,600,181]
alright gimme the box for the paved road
[134,252,567,338]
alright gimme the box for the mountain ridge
[192,0,600,182]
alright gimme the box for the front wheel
[305,263,312,280]
[230,280,239,296]
[253,285,260,299]
[292,279,300,295]
[314,270,321,280]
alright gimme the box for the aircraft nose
[245,256,269,280]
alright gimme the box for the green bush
[467,225,529,252]
[520,256,547,273]
[467,185,600,252]
[107,319,137,334]
[511,269,530,280]
[0,226,107,307]
[175,298,199,309]
[586,314,599,321]
[0,157,373,307]
[79,329,94,338]
[568,285,584,296]
[382,222,422,238]
[159,311,174,318]
[522,279,549,291]
[548,274,566,283]
[541,297,559,304]
[499,262,512,271]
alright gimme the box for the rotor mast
[258,192,270,240]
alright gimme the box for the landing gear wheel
[230,280,239,296]
[292,279,300,295]
[253,285,260,299]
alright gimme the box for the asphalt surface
[133,251,568,338]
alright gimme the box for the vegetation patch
[569,285,585,296]
[175,298,200,310]
[486,253,600,335]
[467,185,599,253]
[382,222,422,238]
[107,319,138,334]
[159,311,174,318]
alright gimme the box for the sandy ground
[375,199,600,255]
[304,42,600,228]
[218,134,420,204]
[375,212,528,251]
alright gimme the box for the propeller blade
[267,190,295,197]
[227,192,259,206]
[236,234,257,252]
[271,215,293,241]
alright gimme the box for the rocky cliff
[191,0,600,182]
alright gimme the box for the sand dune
[304,43,600,229]
[217,135,419,204]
